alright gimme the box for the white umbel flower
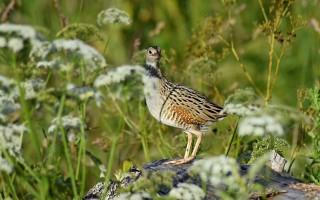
[222,103,260,116]
[22,78,45,99]
[97,8,132,26]
[0,24,37,40]
[0,24,42,49]
[168,183,205,200]
[37,39,106,71]
[94,65,145,88]
[7,37,24,52]
[189,156,241,188]
[238,114,284,137]
[115,191,151,200]
[0,37,6,48]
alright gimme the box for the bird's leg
[190,131,203,157]
[163,131,193,165]
[183,131,193,160]
[164,132,203,165]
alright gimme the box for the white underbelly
[143,76,183,129]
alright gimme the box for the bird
[143,46,227,165]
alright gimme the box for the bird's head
[146,46,161,66]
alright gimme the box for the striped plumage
[143,46,226,165]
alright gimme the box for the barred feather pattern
[143,64,226,134]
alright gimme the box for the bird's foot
[163,157,195,165]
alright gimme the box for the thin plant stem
[270,50,285,93]
[57,94,78,198]
[230,40,265,98]
[266,33,275,105]
[107,88,139,132]
[258,0,268,22]
[75,101,87,197]
[12,55,41,159]
[139,103,150,161]
[225,122,238,157]
[103,24,114,56]
[102,117,123,199]
[3,173,18,200]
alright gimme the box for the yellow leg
[191,131,203,157]
[183,131,193,159]
[164,131,203,165]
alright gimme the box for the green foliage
[121,170,175,197]
[225,87,258,105]
[56,23,103,42]
[302,87,320,184]
[248,135,290,164]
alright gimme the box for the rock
[83,158,319,200]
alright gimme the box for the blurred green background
[1,0,320,198]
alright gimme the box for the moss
[248,135,290,164]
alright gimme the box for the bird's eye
[148,50,152,54]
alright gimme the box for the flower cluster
[168,183,205,200]
[67,84,103,107]
[0,124,28,173]
[94,65,145,87]
[115,191,151,200]
[238,114,284,137]
[97,8,132,26]
[0,24,42,53]
[222,103,260,116]
[189,156,242,189]
[0,75,20,123]
[48,115,86,142]
[32,39,107,72]
[22,78,45,100]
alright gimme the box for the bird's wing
[168,85,226,123]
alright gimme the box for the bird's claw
[163,157,195,165]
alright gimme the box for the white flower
[0,124,27,152]
[29,41,52,61]
[36,60,58,68]
[222,103,260,116]
[48,115,86,142]
[97,8,132,26]
[7,37,24,52]
[22,78,45,99]
[0,24,42,51]
[189,156,241,189]
[94,65,145,88]
[37,39,106,72]
[0,156,13,173]
[168,183,205,200]
[0,24,37,40]
[238,115,284,137]
[0,93,20,115]
[115,192,151,200]
[0,37,6,48]
[0,75,16,88]
[67,84,103,106]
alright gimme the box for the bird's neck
[145,61,162,78]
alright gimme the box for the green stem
[57,94,78,198]
[102,117,123,199]
[225,122,238,156]
[76,102,87,197]
[103,24,114,56]
[258,0,268,22]
[3,173,18,200]
[139,103,150,161]
[12,55,41,159]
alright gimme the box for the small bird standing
[143,46,226,165]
